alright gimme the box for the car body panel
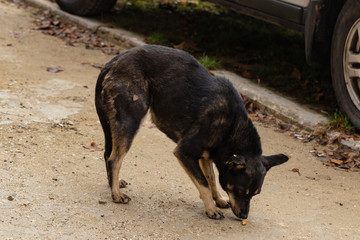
[207,0,306,31]
[281,0,310,7]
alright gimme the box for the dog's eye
[254,189,260,195]
[226,184,234,191]
[237,189,245,195]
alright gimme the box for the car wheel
[55,0,117,16]
[331,0,360,129]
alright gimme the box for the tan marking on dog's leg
[108,143,131,204]
[176,157,224,220]
[199,152,230,208]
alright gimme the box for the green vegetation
[327,110,355,133]
[146,32,172,45]
[198,54,221,69]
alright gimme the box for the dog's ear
[262,154,288,171]
[227,154,246,170]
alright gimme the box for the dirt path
[0,1,359,239]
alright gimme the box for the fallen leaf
[317,137,328,145]
[348,152,359,160]
[83,142,103,152]
[241,70,252,79]
[33,9,122,54]
[339,164,351,169]
[330,159,343,165]
[102,48,121,55]
[46,66,64,73]
[173,41,201,52]
[291,168,301,176]
[276,123,291,133]
[11,31,23,39]
[302,134,315,143]
[81,61,104,69]
[315,92,324,101]
[292,67,301,81]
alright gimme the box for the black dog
[95,45,288,220]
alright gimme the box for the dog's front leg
[199,153,230,209]
[174,146,225,220]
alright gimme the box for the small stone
[8,196,14,201]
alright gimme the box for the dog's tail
[95,63,113,162]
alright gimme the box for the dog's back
[97,45,250,145]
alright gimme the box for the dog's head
[219,154,288,219]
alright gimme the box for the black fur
[95,44,288,220]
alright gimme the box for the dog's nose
[239,212,248,219]
[232,208,248,219]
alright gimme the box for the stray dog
[95,45,288,220]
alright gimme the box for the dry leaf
[83,142,103,152]
[47,66,63,73]
[291,168,301,176]
[81,61,104,69]
[292,67,301,81]
[330,159,343,165]
[173,41,201,52]
[11,31,24,39]
[241,70,252,79]
[33,9,122,54]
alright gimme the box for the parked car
[55,0,360,129]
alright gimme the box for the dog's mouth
[227,192,249,219]
[231,207,248,219]
[228,201,249,219]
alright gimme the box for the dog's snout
[230,199,250,220]
[231,206,249,219]
[239,212,248,219]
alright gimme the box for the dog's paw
[206,208,225,220]
[215,199,231,209]
[112,193,131,204]
[119,179,129,188]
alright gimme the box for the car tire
[55,0,117,16]
[331,0,360,129]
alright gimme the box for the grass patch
[198,54,221,69]
[146,32,172,45]
[327,110,355,133]
[99,0,336,112]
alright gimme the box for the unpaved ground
[0,2,359,239]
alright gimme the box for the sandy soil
[0,1,359,239]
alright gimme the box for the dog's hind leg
[107,141,131,203]
[199,152,230,209]
[174,141,225,220]
[100,80,149,204]
[95,96,114,187]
